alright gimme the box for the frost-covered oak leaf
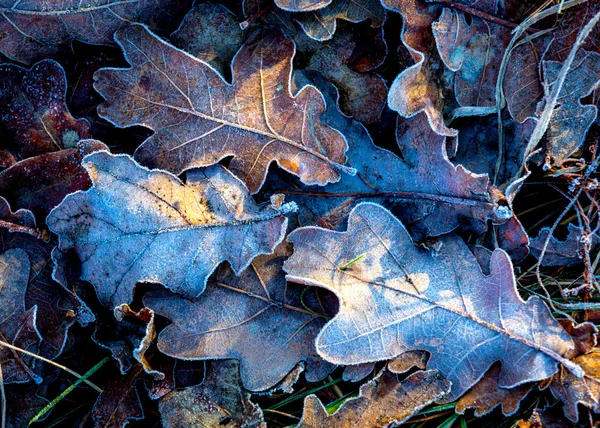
[94,24,353,194]
[284,202,581,400]
[47,151,294,308]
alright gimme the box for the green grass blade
[29,357,109,425]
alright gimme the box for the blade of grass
[0,340,102,393]
[417,403,456,416]
[325,391,359,414]
[437,413,459,428]
[29,357,109,425]
[42,400,95,428]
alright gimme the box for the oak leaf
[0,140,108,219]
[297,369,450,427]
[0,59,90,159]
[284,202,579,400]
[550,351,600,422]
[94,24,353,194]
[159,360,266,428]
[245,0,385,42]
[0,0,193,64]
[170,3,244,77]
[455,364,533,416]
[295,24,387,124]
[0,248,42,384]
[530,223,598,267]
[382,0,456,136]
[267,76,509,240]
[144,241,335,391]
[433,8,511,109]
[542,51,600,167]
[47,151,294,308]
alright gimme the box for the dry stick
[523,9,600,169]
[0,361,5,428]
[494,0,590,185]
[431,0,540,32]
[240,0,275,30]
[0,340,102,393]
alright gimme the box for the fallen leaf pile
[2,0,600,427]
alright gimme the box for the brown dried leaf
[47,151,293,308]
[144,241,335,391]
[284,202,578,400]
[550,351,600,422]
[159,360,266,428]
[383,0,456,136]
[0,59,90,159]
[113,304,161,380]
[0,140,108,219]
[170,3,245,77]
[388,350,428,374]
[94,24,353,193]
[297,369,450,427]
[92,364,145,428]
[0,249,42,384]
[0,0,193,64]
[342,363,375,382]
[530,223,598,267]
[296,25,387,124]
[433,8,511,108]
[245,0,385,41]
[542,51,600,166]
[456,364,533,416]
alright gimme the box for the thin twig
[0,340,102,393]
[430,0,540,32]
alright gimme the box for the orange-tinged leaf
[94,25,354,194]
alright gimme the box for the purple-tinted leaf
[0,0,193,64]
[342,363,375,382]
[245,0,385,41]
[530,223,599,267]
[47,151,293,308]
[0,60,90,159]
[94,25,353,193]
[144,241,335,391]
[0,140,108,220]
[267,76,510,240]
[0,249,42,384]
[284,202,577,400]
